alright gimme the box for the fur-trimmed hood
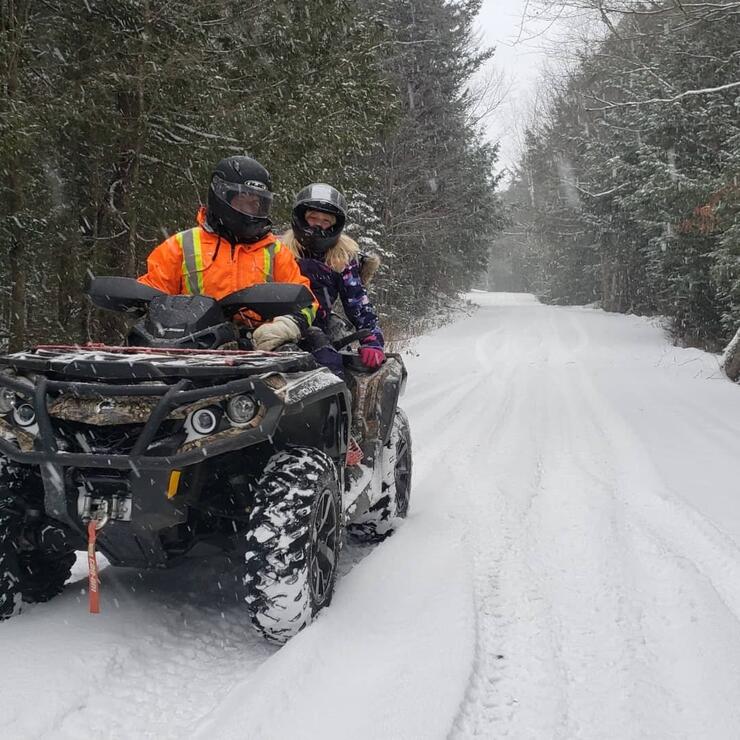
[281,228,382,284]
[359,251,381,285]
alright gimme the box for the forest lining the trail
[5,0,738,367]
[0,0,502,350]
[490,0,740,356]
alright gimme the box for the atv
[0,277,411,642]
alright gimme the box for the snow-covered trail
[436,296,740,739]
[3,292,740,740]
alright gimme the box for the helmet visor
[294,183,347,216]
[211,175,273,217]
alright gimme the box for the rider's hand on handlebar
[359,345,385,368]
[252,315,301,351]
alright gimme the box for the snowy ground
[3,291,740,739]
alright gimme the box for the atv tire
[0,507,22,620]
[348,408,412,542]
[1,501,75,620]
[20,549,75,604]
[244,446,342,643]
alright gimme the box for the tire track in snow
[449,371,637,738]
[447,306,735,739]
[566,361,740,737]
[44,543,382,740]
[50,557,275,739]
[504,362,660,739]
[573,353,740,626]
[449,379,559,738]
[443,314,579,738]
[449,310,589,737]
[401,309,550,738]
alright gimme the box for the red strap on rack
[87,520,101,614]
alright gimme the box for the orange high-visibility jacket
[138,208,317,330]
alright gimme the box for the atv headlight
[13,403,36,428]
[190,407,219,435]
[225,394,257,426]
[0,388,15,415]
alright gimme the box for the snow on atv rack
[6,343,316,379]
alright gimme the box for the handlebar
[332,329,372,350]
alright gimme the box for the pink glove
[359,346,385,368]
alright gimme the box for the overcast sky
[475,0,566,176]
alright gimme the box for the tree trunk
[3,1,33,350]
[7,218,26,351]
[721,327,740,382]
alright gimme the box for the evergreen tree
[360,0,504,322]
[0,0,404,346]
[494,1,739,348]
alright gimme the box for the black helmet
[291,183,347,255]
[206,155,273,244]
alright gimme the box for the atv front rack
[8,343,317,379]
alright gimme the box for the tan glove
[252,315,301,351]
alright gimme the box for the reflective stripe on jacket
[138,208,317,330]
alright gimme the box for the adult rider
[138,155,318,351]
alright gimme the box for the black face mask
[207,184,272,244]
[291,200,346,254]
[294,221,341,255]
[303,226,334,252]
[208,208,271,245]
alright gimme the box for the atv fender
[348,355,406,450]
[265,368,351,463]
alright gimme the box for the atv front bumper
[0,373,284,470]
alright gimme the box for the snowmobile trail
[0,540,380,739]
[441,296,740,740]
[3,291,740,740]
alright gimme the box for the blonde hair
[281,229,360,273]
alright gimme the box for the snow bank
[193,511,474,740]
